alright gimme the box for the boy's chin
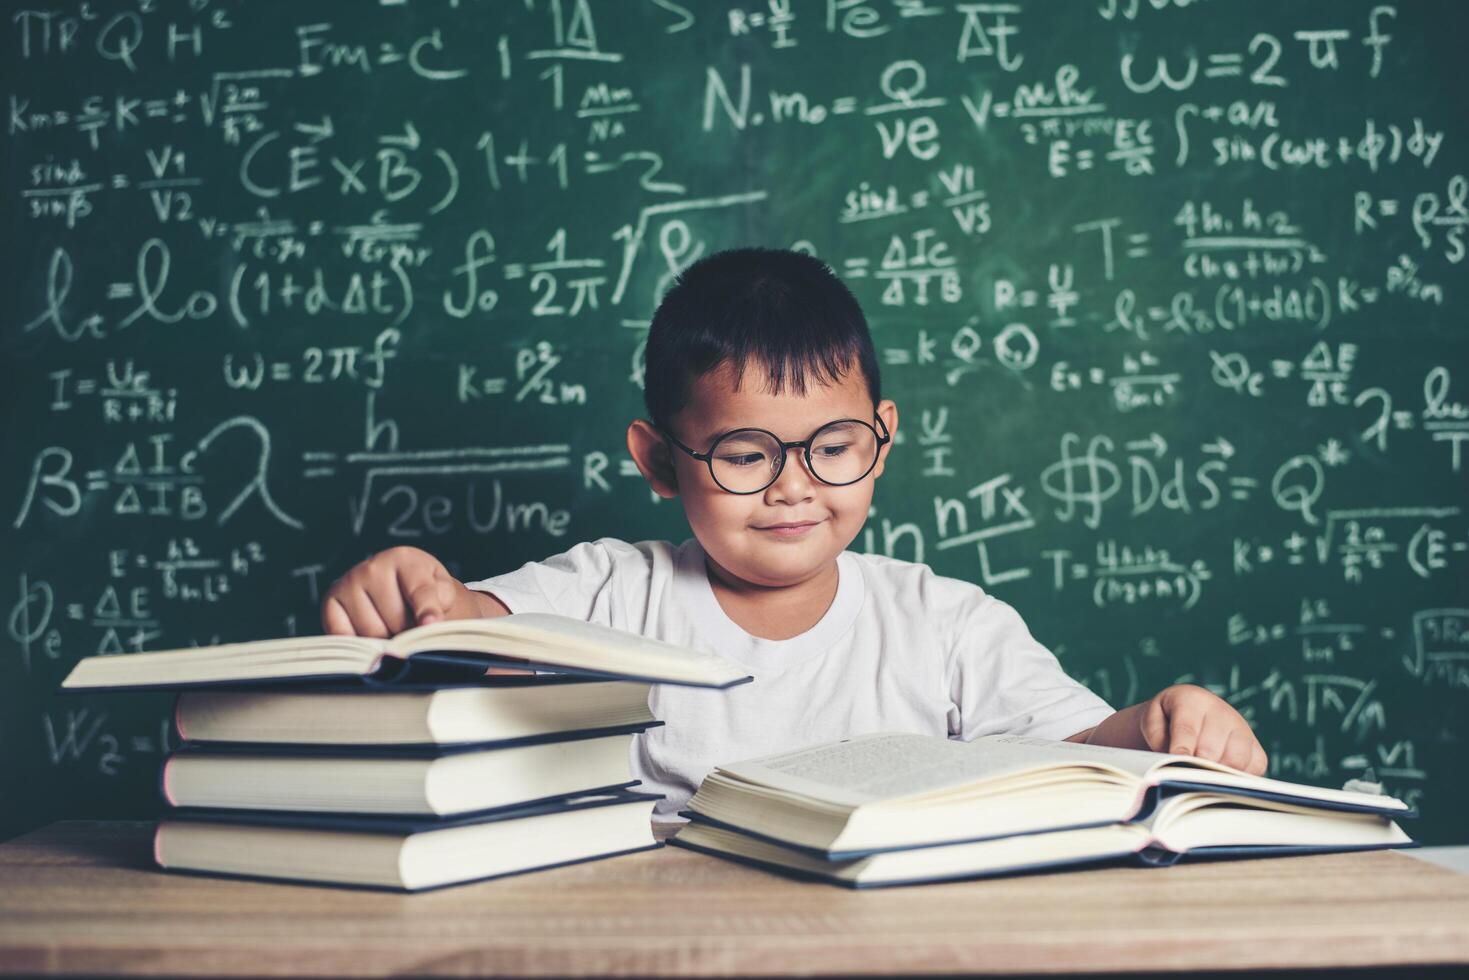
[734,536,844,583]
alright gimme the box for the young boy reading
[322,247,1268,824]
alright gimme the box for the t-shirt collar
[672,537,864,671]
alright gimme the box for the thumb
[1138,695,1170,752]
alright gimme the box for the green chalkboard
[3,0,1466,845]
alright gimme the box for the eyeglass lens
[709,421,879,493]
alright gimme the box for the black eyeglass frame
[656,413,892,495]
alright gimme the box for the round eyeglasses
[657,415,891,495]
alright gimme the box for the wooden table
[2,821,1467,976]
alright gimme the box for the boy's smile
[628,357,898,635]
[756,520,822,538]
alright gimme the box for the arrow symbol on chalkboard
[293,114,334,144]
[1125,433,1167,458]
[1202,437,1235,460]
[379,121,421,151]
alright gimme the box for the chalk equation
[2,0,1465,843]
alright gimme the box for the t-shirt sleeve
[462,537,633,628]
[947,593,1115,742]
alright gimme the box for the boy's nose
[766,446,817,500]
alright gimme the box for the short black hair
[642,247,881,429]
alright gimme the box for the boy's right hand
[321,546,507,637]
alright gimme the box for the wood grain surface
[1,821,1467,976]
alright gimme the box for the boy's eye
[813,442,850,458]
[718,452,767,468]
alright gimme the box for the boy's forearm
[1065,701,1149,749]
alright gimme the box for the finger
[1192,712,1233,764]
[1221,727,1260,772]
[338,589,392,639]
[1218,729,1255,772]
[484,665,535,676]
[404,569,453,626]
[322,596,354,636]
[363,563,411,635]
[1164,698,1207,757]
[1246,744,1269,777]
[1139,698,1170,752]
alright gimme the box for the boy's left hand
[1140,684,1267,775]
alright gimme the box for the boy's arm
[1065,683,1268,775]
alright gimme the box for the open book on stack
[61,613,753,690]
[60,614,751,891]
[672,732,1417,888]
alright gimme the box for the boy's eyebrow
[694,413,876,446]
[681,424,743,449]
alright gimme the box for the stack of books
[61,614,751,891]
[672,732,1418,888]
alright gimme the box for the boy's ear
[870,399,899,480]
[626,419,681,498]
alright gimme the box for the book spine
[172,691,186,741]
[159,753,176,806]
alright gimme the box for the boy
[323,248,1267,824]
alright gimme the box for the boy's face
[629,359,898,591]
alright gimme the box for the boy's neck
[701,552,841,642]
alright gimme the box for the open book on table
[676,732,1416,862]
[60,613,752,691]
[674,787,1416,888]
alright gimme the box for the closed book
[680,732,1416,859]
[161,723,658,816]
[173,674,656,747]
[154,790,663,891]
[60,612,752,691]
[673,790,1416,888]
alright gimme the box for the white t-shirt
[465,537,1113,823]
